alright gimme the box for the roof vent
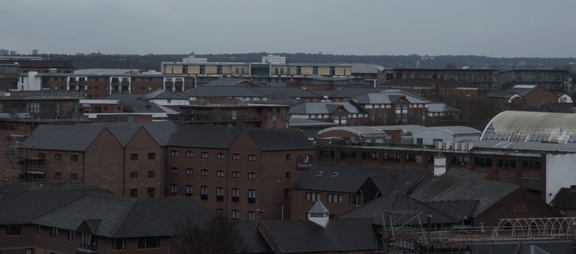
[331,172,339,177]
[316,171,323,176]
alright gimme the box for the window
[54,172,62,179]
[328,194,343,203]
[147,153,156,160]
[232,171,240,178]
[201,152,208,158]
[130,171,138,178]
[248,211,256,221]
[306,192,320,201]
[284,188,291,198]
[70,173,78,180]
[186,151,194,158]
[54,154,62,160]
[113,239,125,249]
[67,230,75,241]
[6,225,21,235]
[147,188,155,198]
[201,186,208,200]
[50,227,58,238]
[185,185,193,196]
[231,210,239,220]
[171,168,178,174]
[71,154,78,162]
[232,188,240,202]
[130,188,138,197]
[185,168,193,175]
[170,150,178,157]
[285,172,290,178]
[217,187,224,201]
[216,209,224,218]
[137,237,159,248]
[81,234,97,250]
[201,169,208,176]
[349,195,358,204]
[217,153,225,159]
[248,154,256,161]
[217,170,225,177]
[248,189,256,203]
[248,172,256,179]
[147,170,155,177]
[232,153,240,160]
[38,152,46,158]
[130,153,138,160]
[286,154,291,160]
[170,184,178,194]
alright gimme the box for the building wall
[124,128,164,198]
[83,130,125,195]
[546,153,576,203]
[290,190,358,220]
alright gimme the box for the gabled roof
[258,218,379,253]
[21,125,111,151]
[167,125,243,148]
[251,87,321,98]
[234,221,273,253]
[0,189,105,225]
[426,103,460,113]
[552,188,576,209]
[339,191,458,225]
[245,128,315,151]
[409,170,519,217]
[184,86,265,97]
[90,121,177,146]
[292,164,427,194]
[424,200,479,221]
[28,192,210,238]
[143,89,187,100]
[290,102,365,115]
[507,84,538,96]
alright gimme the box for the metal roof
[482,111,576,143]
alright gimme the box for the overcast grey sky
[1,0,574,58]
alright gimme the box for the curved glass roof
[482,111,576,143]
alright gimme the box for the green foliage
[173,217,247,254]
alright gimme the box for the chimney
[434,153,446,176]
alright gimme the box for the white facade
[262,55,286,64]
[18,71,42,91]
[546,153,576,203]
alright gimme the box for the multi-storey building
[379,68,499,93]
[19,123,315,221]
[499,69,572,92]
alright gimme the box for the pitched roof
[426,103,460,113]
[143,89,187,100]
[251,87,321,98]
[184,86,265,97]
[21,125,110,151]
[234,221,273,253]
[167,125,243,148]
[245,128,315,151]
[292,164,427,194]
[258,218,380,253]
[31,193,210,238]
[339,191,458,225]
[351,89,429,104]
[552,188,576,209]
[290,102,365,114]
[90,121,177,146]
[424,200,479,221]
[0,189,103,225]
[409,170,519,217]
[203,79,254,87]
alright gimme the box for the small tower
[308,200,329,228]
[434,153,446,176]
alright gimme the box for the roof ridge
[110,196,138,237]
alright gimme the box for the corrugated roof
[482,111,576,143]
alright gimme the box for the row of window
[53,172,78,180]
[216,209,257,220]
[130,153,156,160]
[170,151,257,161]
[170,185,257,203]
[169,168,257,178]
[306,192,358,204]
[130,188,156,198]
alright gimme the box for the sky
[0,0,575,58]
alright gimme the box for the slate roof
[426,103,460,113]
[30,192,210,238]
[424,200,479,221]
[352,89,429,104]
[0,182,105,193]
[167,125,243,148]
[552,188,576,209]
[339,191,458,226]
[258,218,380,253]
[234,221,273,253]
[21,125,109,151]
[143,89,187,100]
[203,79,255,87]
[468,240,574,254]
[90,121,177,146]
[292,164,427,194]
[74,69,135,75]
[245,128,315,151]
[105,93,143,102]
[321,88,387,98]
[409,170,519,217]
[0,189,101,225]
[290,102,365,114]
[251,87,321,98]
[184,86,266,98]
